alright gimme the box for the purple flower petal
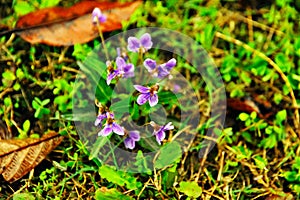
[92,8,106,23]
[127,37,140,52]
[123,64,134,78]
[163,122,174,131]
[155,130,165,145]
[140,33,153,50]
[116,57,126,69]
[112,123,124,135]
[137,93,150,105]
[149,94,158,107]
[107,70,120,85]
[98,14,107,23]
[164,58,176,71]
[134,85,149,93]
[94,113,107,127]
[129,131,140,141]
[144,58,157,72]
[98,125,112,136]
[157,66,170,78]
[124,137,135,149]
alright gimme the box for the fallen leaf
[227,98,261,114]
[0,132,63,182]
[265,194,294,200]
[227,97,274,119]
[13,1,142,46]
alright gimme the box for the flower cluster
[144,58,177,78]
[93,8,175,149]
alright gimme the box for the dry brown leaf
[0,132,63,182]
[14,1,142,46]
[265,194,294,200]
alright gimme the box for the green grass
[0,0,299,199]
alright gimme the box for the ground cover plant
[0,0,299,199]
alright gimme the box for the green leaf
[99,165,141,190]
[259,134,277,149]
[134,150,152,175]
[41,98,50,106]
[275,109,287,124]
[253,156,267,170]
[241,131,252,143]
[240,71,252,85]
[22,119,30,133]
[13,193,35,200]
[40,0,60,8]
[178,181,202,198]
[89,137,109,160]
[34,108,41,118]
[284,171,298,182]
[154,141,182,169]
[250,111,257,120]
[273,93,283,105]
[162,164,178,189]
[14,1,35,16]
[275,53,292,73]
[2,70,16,81]
[16,68,24,79]
[95,188,132,200]
[239,113,249,121]
[292,157,300,170]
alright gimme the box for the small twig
[215,31,299,132]
[246,8,253,42]
[221,8,285,37]
[137,178,151,199]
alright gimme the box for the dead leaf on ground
[13,1,142,46]
[0,132,63,183]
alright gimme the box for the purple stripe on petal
[127,37,140,52]
[98,125,112,136]
[124,138,135,149]
[94,113,106,126]
[129,131,140,141]
[144,58,157,72]
[112,123,124,135]
[134,85,149,93]
[137,93,150,105]
[107,71,119,85]
[164,58,176,70]
[140,33,153,50]
[155,130,165,145]
[157,66,170,78]
[123,64,134,78]
[149,94,158,107]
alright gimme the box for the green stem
[96,21,110,61]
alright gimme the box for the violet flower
[94,112,107,127]
[144,58,176,78]
[98,112,124,136]
[134,84,159,107]
[151,122,174,145]
[124,131,140,149]
[92,8,107,24]
[127,33,153,53]
[107,57,134,85]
